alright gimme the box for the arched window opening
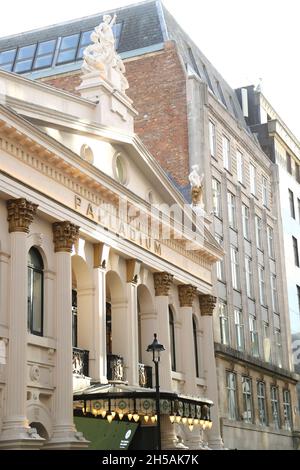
[193,316,200,378]
[27,247,44,336]
[169,306,176,372]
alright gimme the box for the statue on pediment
[82,14,129,94]
[189,164,205,209]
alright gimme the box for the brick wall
[41,41,190,187]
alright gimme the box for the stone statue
[189,164,205,209]
[81,14,129,94]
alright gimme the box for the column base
[207,435,225,450]
[44,426,89,450]
[0,422,45,450]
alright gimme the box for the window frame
[212,178,222,219]
[234,309,245,352]
[192,316,200,378]
[226,371,238,421]
[236,150,244,184]
[230,245,240,291]
[257,381,268,426]
[289,189,296,219]
[270,386,280,430]
[27,247,44,337]
[249,163,256,196]
[219,302,230,346]
[242,377,254,423]
[209,120,216,158]
[283,389,292,431]
[222,135,230,171]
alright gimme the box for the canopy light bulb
[175,415,181,424]
[189,425,194,432]
[118,412,124,420]
[169,415,176,424]
[101,410,107,418]
[182,417,187,425]
[133,414,140,422]
[144,415,149,423]
[128,413,133,421]
[107,414,113,424]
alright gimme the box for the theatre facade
[0,28,223,449]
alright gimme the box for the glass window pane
[34,55,53,69]
[57,50,77,64]
[0,49,16,65]
[1,63,13,71]
[60,34,80,50]
[37,40,56,55]
[17,44,36,60]
[28,248,44,269]
[32,271,43,334]
[77,47,86,60]
[14,59,33,73]
[80,30,93,46]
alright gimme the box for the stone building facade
[0,0,299,449]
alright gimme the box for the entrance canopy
[74,384,213,431]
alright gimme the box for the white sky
[1,0,300,139]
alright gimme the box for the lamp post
[147,333,165,451]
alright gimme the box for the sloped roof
[0,1,163,54]
[0,0,248,132]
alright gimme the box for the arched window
[169,307,176,372]
[28,247,44,336]
[193,316,200,378]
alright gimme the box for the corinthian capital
[199,295,217,316]
[178,285,198,308]
[153,272,174,297]
[52,221,80,253]
[7,198,38,233]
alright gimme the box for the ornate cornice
[199,295,217,316]
[178,284,198,308]
[52,221,80,253]
[153,272,174,297]
[7,198,38,233]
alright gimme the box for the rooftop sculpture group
[82,14,129,94]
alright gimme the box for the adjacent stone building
[0,0,299,449]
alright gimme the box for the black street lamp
[147,333,165,451]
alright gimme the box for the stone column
[153,272,174,391]
[154,272,178,450]
[92,243,110,383]
[178,285,198,394]
[199,294,224,450]
[0,198,44,449]
[47,221,88,449]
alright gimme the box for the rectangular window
[275,329,283,368]
[212,179,222,218]
[267,226,275,259]
[293,236,300,267]
[57,33,80,64]
[297,285,300,314]
[249,163,256,195]
[271,275,278,312]
[258,265,266,305]
[227,192,236,229]
[33,39,56,70]
[226,372,238,421]
[234,309,245,351]
[242,204,250,240]
[257,382,267,425]
[216,79,227,107]
[298,198,300,223]
[236,150,243,183]
[0,49,17,71]
[230,246,240,290]
[255,216,263,250]
[219,302,230,345]
[245,256,253,298]
[289,189,295,219]
[249,315,259,357]
[287,153,292,174]
[222,136,230,171]
[14,44,37,73]
[202,63,213,91]
[296,162,300,183]
[215,235,225,281]
[271,386,280,430]
[263,322,271,362]
[77,30,94,59]
[209,121,216,158]
[283,390,292,431]
[242,377,253,423]
[262,176,268,207]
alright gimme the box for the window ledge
[171,371,185,382]
[27,334,56,350]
